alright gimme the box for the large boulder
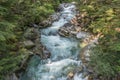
[58,27,70,37]
[23,40,35,49]
[58,23,77,37]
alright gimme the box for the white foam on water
[74,74,88,80]
[29,59,81,80]
[41,35,79,60]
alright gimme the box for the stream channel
[21,3,88,80]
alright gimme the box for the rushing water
[21,3,88,80]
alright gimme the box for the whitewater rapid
[21,3,88,80]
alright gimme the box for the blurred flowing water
[21,3,88,80]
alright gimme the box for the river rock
[87,69,94,74]
[67,72,74,79]
[57,4,65,12]
[74,66,84,73]
[88,75,94,80]
[41,46,51,59]
[43,50,51,58]
[23,40,35,49]
[32,24,39,28]
[24,28,37,40]
[39,20,52,28]
[76,31,90,39]
[58,22,84,37]
[50,13,60,22]
[71,2,77,5]
[82,72,89,78]
[58,23,77,37]
[58,27,70,37]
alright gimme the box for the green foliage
[25,3,54,24]
[0,56,21,74]
[90,46,118,77]
[78,0,120,77]
[0,21,15,41]
[16,0,54,26]
[79,0,120,34]
[0,0,55,79]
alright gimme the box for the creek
[21,3,88,80]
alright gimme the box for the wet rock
[82,72,89,78]
[58,23,77,37]
[71,2,77,5]
[70,17,79,26]
[50,13,60,21]
[32,38,43,57]
[88,75,93,80]
[39,20,52,28]
[76,31,90,39]
[43,50,51,58]
[64,4,69,8]
[23,40,35,49]
[87,69,94,74]
[57,4,64,12]
[79,66,84,72]
[58,22,84,37]
[42,46,51,59]
[58,27,70,37]
[85,57,90,62]
[32,24,39,28]
[74,66,84,73]
[67,72,74,79]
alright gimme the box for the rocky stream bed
[6,2,103,80]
